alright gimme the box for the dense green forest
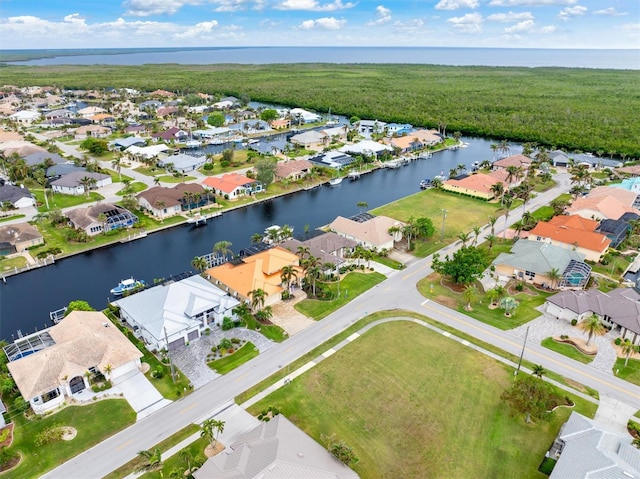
[2,63,638,157]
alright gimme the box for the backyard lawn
[0,255,27,271]
[541,337,595,364]
[248,321,595,479]
[33,190,104,212]
[295,272,385,320]
[9,399,135,479]
[371,189,506,257]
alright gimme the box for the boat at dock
[110,278,146,296]
[348,171,361,181]
[420,179,432,189]
[329,177,343,186]
[182,139,202,148]
[187,211,221,225]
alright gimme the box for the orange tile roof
[567,195,640,220]
[205,246,300,300]
[391,136,419,149]
[528,217,610,252]
[90,113,114,121]
[444,172,503,195]
[547,215,599,232]
[202,173,257,194]
[493,154,533,169]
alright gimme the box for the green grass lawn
[0,214,25,223]
[248,321,595,479]
[372,254,404,270]
[9,399,136,479]
[372,189,504,257]
[541,337,595,364]
[134,166,167,176]
[138,437,209,479]
[243,315,287,342]
[613,358,640,386]
[295,272,385,320]
[34,190,104,212]
[103,169,133,183]
[157,175,197,183]
[417,273,551,330]
[208,341,259,374]
[116,181,147,195]
[0,255,27,271]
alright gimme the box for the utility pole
[164,327,176,384]
[515,326,529,377]
[440,209,448,243]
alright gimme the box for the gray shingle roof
[492,240,586,275]
[50,171,109,188]
[0,184,32,203]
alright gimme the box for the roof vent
[102,323,109,328]
[297,453,304,459]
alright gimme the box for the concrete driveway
[113,371,172,420]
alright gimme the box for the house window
[42,388,60,403]
[536,236,542,241]
[525,271,535,279]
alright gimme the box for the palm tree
[153,176,161,187]
[79,176,97,197]
[250,232,263,244]
[578,314,606,346]
[356,201,368,213]
[280,265,298,294]
[135,448,163,473]
[296,245,311,260]
[502,195,514,239]
[111,155,123,181]
[155,200,166,222]
[232,302,251,320]
[103,364,113,380]
[499,296,518,316]
[462,285,478,310]
[531,364,546,379]
[472,226,482,246]
[200,418,225,450]
[249,288,266,311]
[486,234,497,251]
[255,306,273,322]
[431,176,443,189]
[457,232,470,247]
[547,267,562,289]
[622,338,637,366]
[490,182,504,202]
[488,215,498,235]
[490,143,499,161]
[213,240,233,259]
[191,256,208,273]
[499,139,511,158]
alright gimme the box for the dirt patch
[61,426,77,441]
[204,442,225,457]
[434,295,458,308]
[440,277,465,293]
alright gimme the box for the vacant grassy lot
[249,321,594,479]
[10,399,135,479]
[33,190,104,212]
[157,175,197,183]
[541,337,595,364]
[208,341,259,374]
[372,189,504,257]
[295,272,385,320]
[116,181,147,195]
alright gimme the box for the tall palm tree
[499,139,511,158]
[490,182,504,203]
[296,245,311,261]
[488,215,498,235]
[462,285,478,310]
[578,314,606,346]
[191,256,208,273]
[135,448,163,473]
[490,143,499,161]
[547,267,562,289]
[280,265,298,294]
[213,240,233,259]
[622,338,637,366]
[249,288,266,311]
[502,195,514,239]
[531,364,546,379]
[200,418,225,450]
[111,155,123,181]
[472,226,482,246]
[79,176,97,197]
[457,232,470,247]
[356,201,368,213]
[486,234,497,250]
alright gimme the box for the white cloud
[276,0,355,11]
[557,5,587,21]
[489,0,576,6]
[504,19,535,32]
[210,0,254,12]
[621,23,640,32]
[540,25,557,33]
[447,12,483,33]
[487,11,534,22]
[123,0,201,17]
[174,20,219,38]
[435,0,479,10]
[593,7,627,16]
[392,18,425,34]
[367,5,392,26]
[298,16,346,30]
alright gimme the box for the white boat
[329,177,343,186]
[183,139,202,148]
[110,277,146,296]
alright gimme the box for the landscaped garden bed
[540,337,596,364]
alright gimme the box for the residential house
[74,124,111,140]
[50,171,111,196]
[114,275,239,352]
[388,135,423,154]
[90,113,116,126]
[329,214,404,251]
[110,137,147,150]
[9,110,41,125]
[139,100,163,110]
[23,150,67,167]
[289,108,322,124]
[0,223,44,254]
[66,203,138,236]
[123,124,149,135]
[616,164,640,177]
[320,126,348,143]
[76,106,106,118]
[596,213,638,249]
[566,186,640,220]
[149,89,175,98]
[281,231,357,266]
[358,119,386,138]
[0,184,35,209]
[212,100,234,110]
[156,106,180,118]
[491,240,591,289]
[289,130,326,150]
[612,177,640,195]
[308,151,355,169]
[527,215,611,262]
[44,109,75,121]
[412,129,442,146]
[137,183,210,218]
[152,127,187,142]
[492,154,533,171]
[386,123,413,136]
[202,173,263,199]
[0,129,23,143]
[46,163,86,179]
[275,159,313,181]
[0,140,46,157]
[339,139,393,157]
[441,170,509,200]
[5,311,143,414]
[548,412,640,479]
[158,153,207,173]
[549,150,572,167]
[206,246,302,307]
[125,144,170,161]
[270,118,291,130]
[193,415,360,479]
[545,288,640,344]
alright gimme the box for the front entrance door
[69,376,86,394]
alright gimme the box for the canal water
[0,136,519,340]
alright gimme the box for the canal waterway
[0,136,520,341]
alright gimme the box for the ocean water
[4,46,639,69]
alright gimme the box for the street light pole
[440,209,448,243]
[515,326,529,377]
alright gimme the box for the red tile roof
[528,215,610,252]
[202,173,257,194]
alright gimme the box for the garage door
[168,337,185,352]
[188,330,199,341]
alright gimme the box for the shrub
[515,282,524,292]
[231,337,241,344]
[14,396,29,413]
[220,160,230,168]
[221,317,234,331]
[203,163,214,171]
[34,424,64,446]
[615,337,622,346]
[571,319,578,326]
[150,367,164,379]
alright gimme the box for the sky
[0,0,638,50]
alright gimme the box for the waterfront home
[125,143,170,161]
[270,118,291,130]
[44,108,75,120]
[193,414,360,479]
[74,124,111,140]
[158,153,207,173]
[596,212,639,248]
[492,154,533,171]
[114,274,239,352]
[545,288,640,344]
[320,125,349,143]
[275,159,313,181]
[0,223,44,254]
[358,119,386,138]
[152,127,188,142]
[527,215,611,262]
[202,173,263,199]
[549,150,572,167]
[206,246,302,307]
[8,110,41,125]
[0,184,36,209]
[282,231,357,266]
[412,129,443,146]
[387,135,423,154]
[5,311,143,415]
[76,106,106,118]
[491,240,591,289]
[338,139,393,158]
[23,150,67,167]
[50,171,111,196]
[308,150,355,169]
[441,170,508,200]
[137,183,210,218]
[386,123,413,136]
[616,164,640,177]
[566,186,640,220]
[289,107,322,124]
[329,214,404,251]
[110,137,147,150]
[548,412,640,478]
[66,203,138,236]
[289,130,326,150]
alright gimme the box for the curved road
[44,172,640,478]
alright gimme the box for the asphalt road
[44,172,640,478]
